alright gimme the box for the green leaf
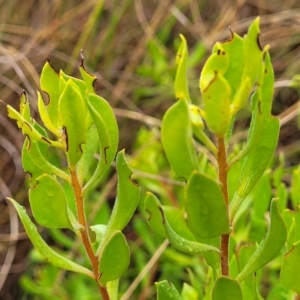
[212,277,243,300]
[241,17,263,90]
[104,150,140,237]
[107,279,119,300]
[6,104,63,149]
[22,140,44,186]
[281,241,300,294]
[230,116,280,221]
[37,91,61,137]
[239,244,261,299]
[145,192,196,241]
[84,93,119,191]
[40,60,60,127]
[200,68,231,136]
[161,99,198,180]
[79,62,97,94]
[77,125,99,184]
[236,199,287,283]
[181,283,198,300]
[291,167,300,209]
[19,91,31,122]
[7,198,94,278]
[282,206,300,249]
[145,192,220,255]
[175,34,190,102]
[156,280,182,300]
[26,139,70,182]
[145,192,166,237]
[220,32,244,97]
[29,174,72,229]
[58,79,87,167]
[186,171,230,239]
[99,231,130,285]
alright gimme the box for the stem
[70,168,110,300]
[217,137,230,276]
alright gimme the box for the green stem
[217,137,230,276]
[70,168,110,300]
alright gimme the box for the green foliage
[5,60,140,299]
[141,17,297,299]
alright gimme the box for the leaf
[22,141,44,186]
[145,192,220,255]
[58,79,87,167]
[230,116,280,221]
[19,91,31,122]
[77,125,99,184]
[145,192,196,241]
[98,231,130,285]
[37,91,61,137]
[7,198,94,278]
[181,283,198,300]
[200,69,231,136]
[107,279,119,300]
[291,167,300,209]
[104,150,140,237]
[186,171,230,239]
[212,277,243,300]
[236,199,287,283]
[79,62,97,94]
[26,139,70,182]
[282,206,300,249]
[239,244,261,299]
[161,99,198,180]
[241,17,263,90]
[220,32,244,96]
[84,93,119,191]
[29,174,72,229]
[175,34,190,102]
[156,280,182,300]
[145,192,166,237]
[281,241,300,294]
[40,60,61,127]
[6,104,63,149]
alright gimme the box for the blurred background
[1,0,300,299]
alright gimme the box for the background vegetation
[1,0,300,299]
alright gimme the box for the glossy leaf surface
[58,79,87,167]
[212,277,243,300]
[99,230,130,285]
[29,174,72,229]
[7,198,93,278]
[236,200,287,283]
[186,171,230,239]
[161,99,198,180]
[156,280,182,300]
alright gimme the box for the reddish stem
[217,137,230,276]
[70,169,110,300]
